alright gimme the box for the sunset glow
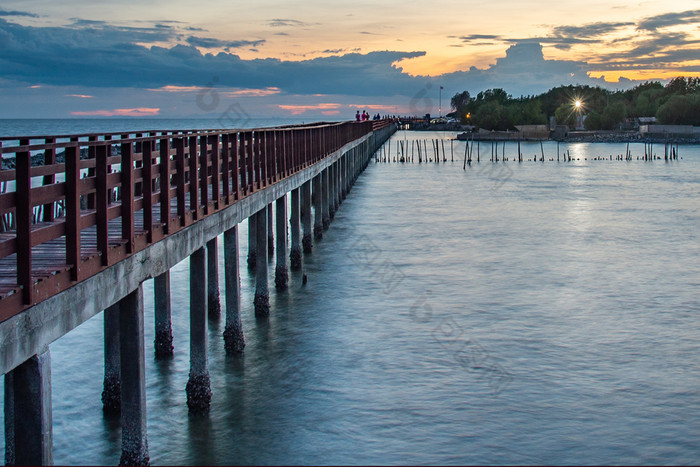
[1,1,698,118]
[70,108,161,117]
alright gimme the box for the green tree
[631,88,665,117]
[584,111,602,130]
[665,77,700,96]
[600,102,627,130]
[450,91,472,123]
[473,101,511,130]
[657,94,700,125]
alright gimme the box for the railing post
[245,132,254,194]
[65,145,82,282]
[232,133,240,201]
[142,141,153,244]
[87,135,97,210]
[210,135,220,210]
[96,143,110,265]
[221,134,230,204]
[42,138,56,223]
[199,135,209,216]
[16,138,32,304]
[159,137,171,234]
[174,138,186,226]
[119,137,135,255]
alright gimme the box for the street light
[573,98,584,129]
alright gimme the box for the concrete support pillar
[4,372,14,466]
[312,174,323,240]
[102,304,121,414]
[247,214,256,270]
[289,188,302,270]
[302,180,313,252]
[223,225,245,354]
[335,162,341,207]
[267,203,274,258]
[207,237,221,319]
[254,207,270,317]
[341,156,347,200]
[4,349,53,466]
[322,168,330,230]
[351,148,357,186]
[153,271,174,358]
[274,195,288,290]
[186,248,212,413]
[119,286,149,466]
[328,164,336,220]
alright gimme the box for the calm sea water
[0,117,316,137]
[2,125,700,465]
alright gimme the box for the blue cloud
[0,9,38,18]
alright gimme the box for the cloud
[637,9,700,31]
[70,107,159,116]
[436,42,601,96]
[0,18,427,96]
[268,19,308,27]
[148,85,281,96]
[551,21,633,38]
[457,34,503,42]
[278,103,342,115]
[185,36,265,50]
[66,93,93,98]
[0,9,38,18]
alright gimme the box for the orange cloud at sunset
[70,108,160,117]
[589,69,700,83]
[278,103,342,115]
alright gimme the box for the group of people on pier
[355,110,382,121]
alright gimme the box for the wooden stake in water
[540,140,545,161]
[463,141,468,170]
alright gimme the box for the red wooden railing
[0,120,394,321]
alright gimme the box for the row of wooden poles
[2,124,396,466]
[377,138,683,165]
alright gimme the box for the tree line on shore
[449,77,700,131]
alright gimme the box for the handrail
[0,119,395,321]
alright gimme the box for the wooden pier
[0,120,396,465]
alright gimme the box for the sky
[0,1,698,120]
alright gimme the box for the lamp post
[439,86,443,117]
[574,99,583,129]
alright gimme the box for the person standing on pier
[356,110,361,122]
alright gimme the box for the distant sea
[0,117,325,138]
